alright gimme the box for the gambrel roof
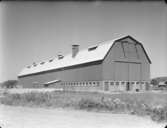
[18,36,151,77]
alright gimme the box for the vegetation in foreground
[1,90,167,123]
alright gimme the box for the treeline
[0,80,18,88]
[151,77,167,85]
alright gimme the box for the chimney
[58,54,64,60]
[72,44,79,58]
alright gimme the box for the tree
[150,79,158,86]
[165,81,167,85]
[1,80,18,88]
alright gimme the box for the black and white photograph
[0,0,167,128]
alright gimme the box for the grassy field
[1,90,167,122]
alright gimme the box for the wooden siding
[102,37,150,82]
[129,63,141,81]
[115,62,129,81]
[19,63,103,88]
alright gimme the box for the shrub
[78,99,102,110]
[1,91,167,122]
[1,80,18,88]
[150,106,167,122]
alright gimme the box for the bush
[150,106,167,122]
[151,79,158,86]
[78,99,104,110]
[1,91,167,122]
[1,80,18,88]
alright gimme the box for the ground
[0,105,165,128]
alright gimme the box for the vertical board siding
[19,64,103,88]
[129,63,141,81]
[115,62,129,81]
[102,37,150,83]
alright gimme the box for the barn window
[33,64,37,67]
[27,66,31,68]
[116,82,119,85]
[105,82,109,85]
[136,82,139,84]
[110,82,114,85]
[121,82,125,85]
[131,82,135,85]
[49,59,53,62]
[89,82,92,85]
[40,62,45,65]
[86,82,88,85]
[93,82,96,85]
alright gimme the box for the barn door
[115,62,129,81]
[129,63,141,81]
[115,62,141,91]
[104,82,109,91]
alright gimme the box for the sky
[0,1,167,82]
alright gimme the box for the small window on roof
[27,66,31,68]
[40,62,45,65]
[88,46,98,51]
[33,64,37,67]
[49,59,53,62]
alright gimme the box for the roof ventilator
[72,44,79,58]
[58,54,64,60]
[88,45,98,51]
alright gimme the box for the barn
[18,35,151,92]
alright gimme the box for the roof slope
[18,39,114,77]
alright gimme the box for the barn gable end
[102,36,150,83]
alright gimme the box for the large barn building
[18,35,151,92]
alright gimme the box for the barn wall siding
[102,38,150,82]
[136,44,150,81]
[19,64,103,88]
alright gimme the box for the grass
[1,90,167,122]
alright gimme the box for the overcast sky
[0,1,167,82]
